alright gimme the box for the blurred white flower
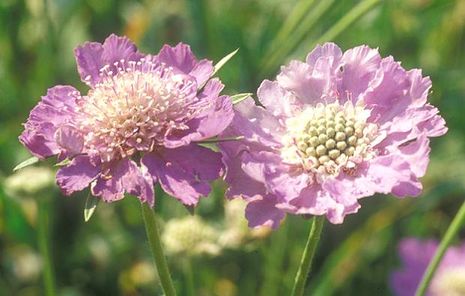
[162,216,220,257]
[4,167,55,197]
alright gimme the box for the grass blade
[13,156,39,171]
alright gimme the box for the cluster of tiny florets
[282,102,377,176]
[75,59,201,162]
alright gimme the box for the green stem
[184,259,195,296]
[291,216,325,296]
[415,201,465,296]
[141,203,177,296]
[38,199,56,296]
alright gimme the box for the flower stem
[415,201,465,296]
[183,259,195,296]
[38,198,56,296]
[291,216,325,296]
[141,203,177,296]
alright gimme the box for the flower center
[431,268,465,296]
[281,101,377,176]
[76,60,198,162]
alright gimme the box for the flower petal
[74,42,104,86]
[339,45,381,100]
[54,125,84,156]
[220,142,267,199]
[56,155,100,195]
[158,43,197,74]
[306,42,343,69]
[120,160,155,206]
[257,80,300,117]
[91,159,154,205]
[142,145,223,206]
[229,98,284,148]
[363,57,411,124]
[74,34,142,85]
[163,79,233,147]
[19,85,80,158]
[245,195,285,229]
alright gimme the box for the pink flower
[220,43,447,228]
[20,34,233,206]
[391,238,465,296]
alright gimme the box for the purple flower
[220,43,446,228]
[20,34,233,206]
[391,238,465,296]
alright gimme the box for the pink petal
[56,156,100,195]
[142,145,223,206]
[245,195,285,229]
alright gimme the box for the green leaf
[54,158,71,167]
[195,136,244,144]
[13,156,39,171]
[84,194,100,222]
[230,93,252,105]
[212,48,239,75]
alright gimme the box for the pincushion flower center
[281,101,378,176]
[76,60,197,162]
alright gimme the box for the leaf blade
[84,194,100,222]
[213,48,239,75]
[13,156,39,171]
[230,93,252,105]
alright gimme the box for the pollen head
[75,60,200,162]
[281,101,378,177]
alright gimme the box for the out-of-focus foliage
[0,0,464,295]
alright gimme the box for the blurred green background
[1,0,464,295]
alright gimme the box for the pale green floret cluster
[282,102,376,175]
[162,216,220,257]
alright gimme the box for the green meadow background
[1,0,464,295]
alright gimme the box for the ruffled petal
[74,34,142,86]
[407,69,432,108]
[397,136,430,178]
[54,125,84,156]
[241,151,309,201]
[19,85,80,158]
[229,98,284,148]
[56,155,100,195]
[158,43,197,74]
[363,57,411,124]
[74,42,104,86]
[339,45,382,100]
[142,145,223,206]
[189,59,214,86]
[91,159,153,204]
[101,34,140,65]
[306,42,343,69]
[325,155,422,200]
[220,141,267,199]
[245,195,285,229]
[257,80,300,117]
[120,160,155,206]
[163,79,233,147]
[157,43,214,86]
[279,184,360,224]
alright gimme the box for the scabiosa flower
[391,238,465,296]
[19,34,233,206]
[220,43,446,228]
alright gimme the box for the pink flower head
[220,43,447,228]
[390,238,465,296]
[20,34,233,206]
